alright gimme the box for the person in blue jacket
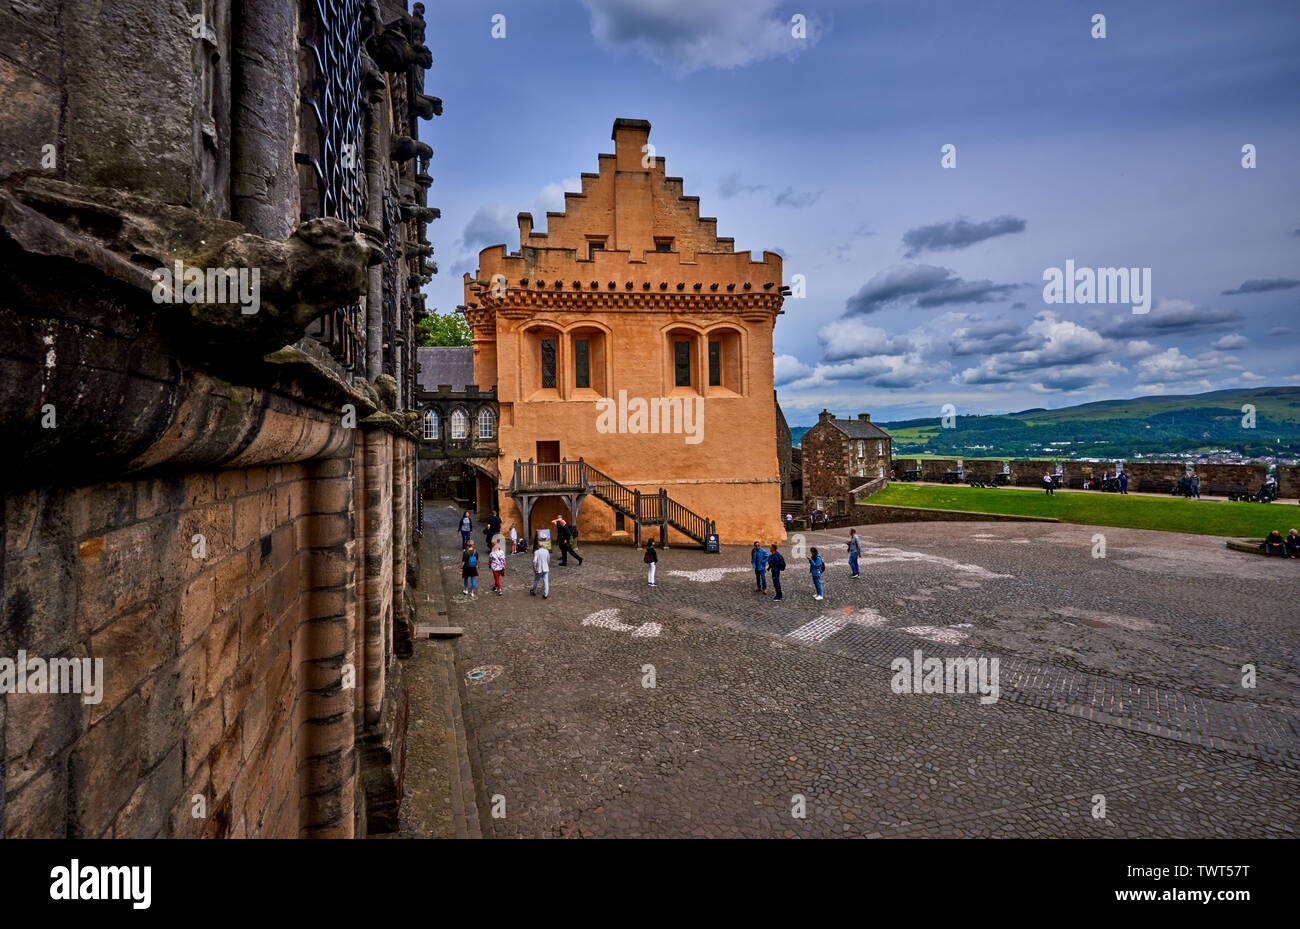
[808,546,825,600]
[847,528,862,578]
[767,543,786,601]
[751,540,769,593]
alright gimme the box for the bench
[1210,482,1249,501]
[1138,479,1173,493]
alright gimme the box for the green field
[866,483,1297,539]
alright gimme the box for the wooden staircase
[508,458,717,550]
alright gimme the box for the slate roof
[829,418,891,440]
[415,346,476,392]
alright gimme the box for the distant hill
[792,386,1300,458]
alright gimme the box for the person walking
[1118,471,1129,494]
[489,541,506,595]
[808,546,825,600]
[644,539,658,586]
[768,543,786,601]
[485,509,502,546]
[461,540,479,599]
[751,540,769,593]
[553,516,583,566]
[530,542,550,597]
[459,510,472,548]
[847,528,862,578]
[1042,472,1054,496]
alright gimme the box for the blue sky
[421,0,1300,424]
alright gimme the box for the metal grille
[298,0,365,372]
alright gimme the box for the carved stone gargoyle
[0,175,383,359]
[411,93,442,119]
[390,136,433,164]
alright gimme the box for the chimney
[517,212,533,243]
[818,409,834,424]
[858,413,870,422]
[612,118,652,172]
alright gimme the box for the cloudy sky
[422,0,1300,424]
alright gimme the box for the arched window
[450,408,469,439]
[477,408,494,439]
[423,409,438,440]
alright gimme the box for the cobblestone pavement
[428,503,1300,837]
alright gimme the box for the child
[509,525,519,553]
[808,546,825,600]
[490,541,506,594]
[644,539,658,587]
[462,540,479,598]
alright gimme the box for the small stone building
[801,410,892,515]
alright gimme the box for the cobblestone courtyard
[426,504,1300,838]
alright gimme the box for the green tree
[416,310,472,347]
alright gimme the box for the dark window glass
[575,338,590,389]
[655,239,672,252]
[588,241,604,259]
[541,339,556,389]
[708,341,720,386]
[674,340,691,387]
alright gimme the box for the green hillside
[789,387,1300,456]
[871,386,1300,459]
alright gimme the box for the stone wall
[851,504,1057,525]
[1279,465,1300,499]
[1,437,414,838]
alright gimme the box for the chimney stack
[818,409,834,424]
[858,413,870,422]
[612,118,652,172]
[517,212,533,244]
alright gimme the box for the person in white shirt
[530,544,550,598]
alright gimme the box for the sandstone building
[459,119,787,546]
[1,0,437,837]
[801,410,893,516]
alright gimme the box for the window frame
[423,409,439,440]
[450,408,469,440]
[541,338,557,390]
[477,408,494,440]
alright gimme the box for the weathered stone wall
[851,504,1057,525]
[0,434,416,838]
[1279,465,1300,499]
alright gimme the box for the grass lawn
[867,483,1297,539]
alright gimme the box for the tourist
[751,540,769,593]
[644,539,658,586]
[1191,471,1201,499]
[847,528,862,578]
[1263,530,1286,556]
[485,509,501,545]
[461,540,479,598]
[553,516,583,566]
[1118,471,1129,494]
[1286,529,1300,558]
[459,510,472,548]
[767,543,786,601]
[808,547,825,600]
[530,542,550,598]
[1042,472,1054,496]
[489,541,506,595]
[508,525,521,553]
